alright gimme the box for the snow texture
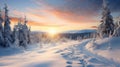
[0,37,120,67]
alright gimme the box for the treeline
[0,4,31,48]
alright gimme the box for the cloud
[108,0,120,12]
[91,26,98,29]
[4,0,120,31]
[8,0,102,31]
[33,0,99,24]
[34,0,120,17]
[10,16,65,27]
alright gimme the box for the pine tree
[113,17,120,37]
[24,16,29,42]
[98,0,115,38]
[16,20,25,47]
[3,4,12,47]
[0,8,4,46]
[12,17,31,48]
[22,16,31,46]
[13,24,20,47]
[28,27,31,44]
[0,4,31,48]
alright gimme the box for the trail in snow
[56,39,120,67]
[0,39,120,67]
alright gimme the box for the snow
[86,37,120,66]
[0,37,120,67]
[0,40,79,67]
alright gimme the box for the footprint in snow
[37,50,46,53]
[66,61,73,64]
[66,65,72,67]
[66,61,72,67]
[55,50,63,53]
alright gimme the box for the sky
[0,0,120,32]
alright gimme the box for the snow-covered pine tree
[28,26,31,44]
[0,8,4,46]
[113,17,120,37]
[98,0,115,38]
[13,17,31,48]
[23,16,29,43]
[3,4,13,47]
[16,21,25,47]
[24,17,31,44]
[13,24,20,47]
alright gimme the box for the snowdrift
[86,37,120,64]
[86,37,120,50]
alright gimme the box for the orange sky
[9,8,99,32]
[0,0,103,33]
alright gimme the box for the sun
[48,28,58,37]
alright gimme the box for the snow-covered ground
[0,40,80,67]
[86,37,120,67]
[0,37,120,67]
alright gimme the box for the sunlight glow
[48,28,58,37]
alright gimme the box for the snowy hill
[86,37,120,66]
[86,37,120,50]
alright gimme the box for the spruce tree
[3,4,12,47]
[0,8,4,46]
[98,0,115,38]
